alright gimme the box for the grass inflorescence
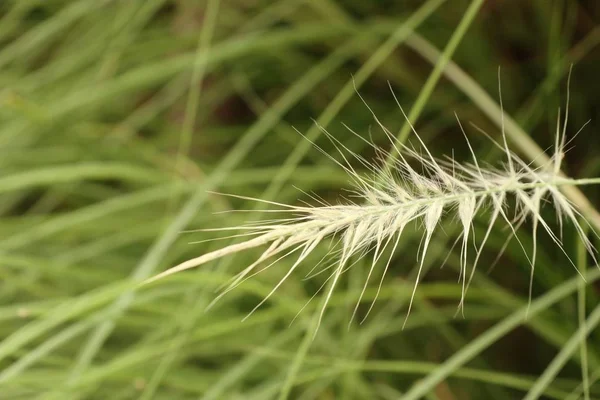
[148,80,600,333]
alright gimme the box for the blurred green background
[1,0,600,399]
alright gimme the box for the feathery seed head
[146,90,598,332]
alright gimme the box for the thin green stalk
[565,367,600,400]
[0,184,186,250]
[0,23,355,148]
[383,0,485,171]
[577,220,591,400]
[64,0,222,386]
[404,32,600,231]
[523,302,600,400]
[169,0,217,213]
[267,0,446,202]
[0,0,113,69]
[277,289,329,400]
[255,349,579,398]
[0,163,167,192]
[401,267,600,400]
[0,280,134,366]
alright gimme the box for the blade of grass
[383,0,484,170]
[0,279,133,366]
[523,302,600,400]
[404,32,600,231]
[0,0,112,69]
[168,0,217,214]
[578,220,590,400]
[0,163,167,193]
[64,0,222,385]
[244,348,582,400]
[401,266,600,400]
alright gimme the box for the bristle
[145,92,599,332]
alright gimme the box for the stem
[404,33,600,232]
[401,267,600,400]
[523,303,600,400]
[383,0,485,171]
[577,220,591,400]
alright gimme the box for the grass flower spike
[147,87,599,331]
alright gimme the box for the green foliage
[1,0,599,399]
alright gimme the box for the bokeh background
[2,0,600,399]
